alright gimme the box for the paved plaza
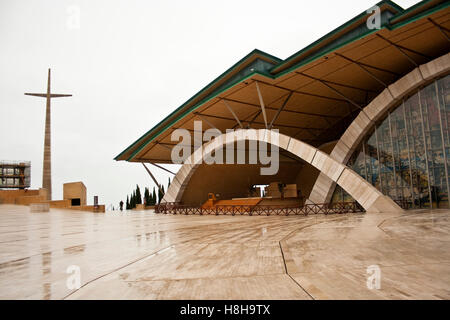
[0,204,449,299]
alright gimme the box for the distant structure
[0,179,105,213]
[63,181,87,206]
[25,69,72,200]
[0,161,31,189]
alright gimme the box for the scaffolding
[0,161,31,189]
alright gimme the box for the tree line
[126,178,171,210]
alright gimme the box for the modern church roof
[116,0,450,163]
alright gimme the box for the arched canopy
[162,129,403,213]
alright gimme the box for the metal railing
[154,201,363,216]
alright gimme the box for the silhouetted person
[119,200,124,211]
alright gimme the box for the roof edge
[114,49,280,160]
[115,0,447,162]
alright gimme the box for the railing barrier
[154,201,364,216]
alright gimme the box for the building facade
[116,0,450,211]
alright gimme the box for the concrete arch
[308,52,450,205]
[162,129,402,213]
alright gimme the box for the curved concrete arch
[308,52,450,205]
[162,129,402,213]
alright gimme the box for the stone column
[43,69,52,200]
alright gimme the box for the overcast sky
[0,0,421,208]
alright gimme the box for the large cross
[25,68,72,200]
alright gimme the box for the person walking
[119,200,124,211]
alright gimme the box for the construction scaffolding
[0,161,31,189]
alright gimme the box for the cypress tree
[136,185,142,205]
[144,187,150,206]
[152,187,157,205]
[130,192,133,209]
[131,191,136,209]
[126,195,130,210]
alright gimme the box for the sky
[0,0,421,209]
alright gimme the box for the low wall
[0,188,105,213]
[0,189,48,205]
[15,195,47,206]
[48,200,71,209]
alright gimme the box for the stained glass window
[331,75,450,209]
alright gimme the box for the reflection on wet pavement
[0,205,449,299]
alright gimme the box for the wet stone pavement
[0,204,449,299]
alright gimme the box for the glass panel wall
[331,75,450,209]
